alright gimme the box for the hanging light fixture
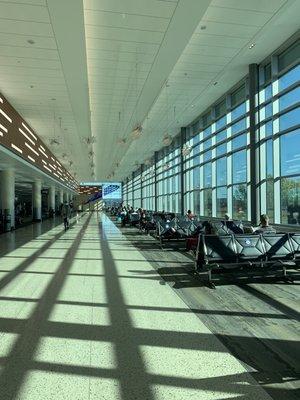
[162,134,172,146]
[117,138,126,145]
[130,53,143,140]
[131,124,142,139]
[182,144,192,157]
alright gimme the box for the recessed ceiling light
[200,25,206,30]
[27,39,35,45]
[249,43,256,49]
[191,104,195,108]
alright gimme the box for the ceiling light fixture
[213,81,218,86]
[27,39,35,45]
[200,25,206,30]
[249,43,256,49]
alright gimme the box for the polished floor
[0,212,298,399]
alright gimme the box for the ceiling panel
[117,0,299,181]
[84,9,169,31]
[84,0,177,18]
[0,19,53,36]
[211,0,287,13]
[0,2,49,22]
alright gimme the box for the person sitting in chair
[222,213,244,234]
[254,214,276,234]
[186,209,195,220]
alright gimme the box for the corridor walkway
[0,212,273,400]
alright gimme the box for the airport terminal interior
[0,0,299,399]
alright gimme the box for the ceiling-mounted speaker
[131,125,142,139]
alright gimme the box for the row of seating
[107,209,300,288]
[195,233,300,288]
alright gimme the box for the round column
[32,179,42,221]
[59,189,64,205]
[0,169,15,230]
[49,185,56,210]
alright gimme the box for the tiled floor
[0,212,285,399]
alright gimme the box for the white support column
[59,189,64,205]
[49,185,56,211]
[0,169,15,230]
[32,179,42,221]
[63,191,67,203]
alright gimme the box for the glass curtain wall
[142,164,155,210]
[258,39,300,224]
[122,35,299,225]
[156,138,181,213]
[183,84,250,220]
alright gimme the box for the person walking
[61,201,71,231]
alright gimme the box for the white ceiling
[0,0,299,183]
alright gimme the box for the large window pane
[193,191,200,215]
[204,163,212,187]
[203,189,212,217]
[278,42,300,72]
[203,151,212,162]
[203,138,212,151]
[266,139,273,178]
[232,150,247,183]
[231,102,246,120]
[279,107,300,131]
[216,143,227,157]
[279,86,300,111]
[281,129,300,176]
[215,100,226,119]
[278,64,300,91]
[231,118,247,135]
[203,125,212,138]
[215,115,226,130]
[231,86,246,108]
[281,177,300,224]
[266,179,274,222]
[193,167,200,189]
[216,187,227,217]
[216,157,227,186]
[216,129,227,143]
[233,184,247,220]
[232,133,247,151]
